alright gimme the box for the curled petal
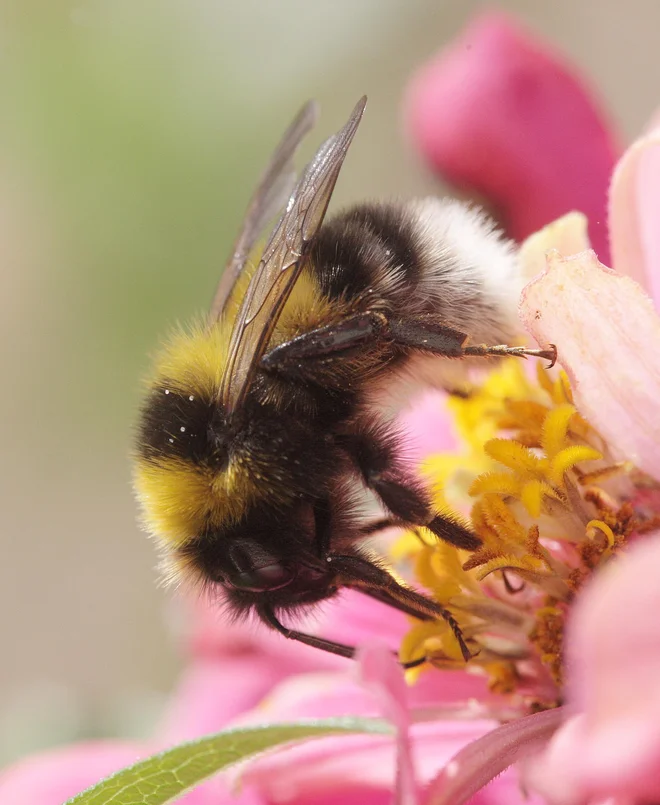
[403,13,619,258]
[520,249,660,481]
[423,708,564,805]
[609,123,660,302]
[527,534,660,804]
[357,644,416,805]
[519,212,591,282]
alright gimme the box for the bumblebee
[134,97,554,664]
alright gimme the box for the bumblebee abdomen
[312,198,521,345]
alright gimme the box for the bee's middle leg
[340,421,481,551]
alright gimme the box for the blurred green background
[0,0,656,763]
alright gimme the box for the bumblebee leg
[258,604,357,660]
[260,311,387,379]
[329,553,471,662]
[258,604,427,669]
[357,586,434,620]
[342,422,480,550]
[387,317,557,366]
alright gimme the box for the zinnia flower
[385,12,660,804]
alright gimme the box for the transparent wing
[208,100,319,321]
[220,96,367,413]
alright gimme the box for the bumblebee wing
[219,96,367,413]
[209,99,319,321]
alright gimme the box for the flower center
[394,361,658,710]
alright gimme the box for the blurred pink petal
[610,122,660,302]
[525,535,660,804]
[238,645,523,805]
[0,741,262,805]
[243,721,496,805]
[404,12,620,260]
[357,644,416,805]
[399,391,460,463]
[178,589,343,671]
[0,743,147,805]
[520,249,660,480]
[158,656,301,744]
[423,708,562,805]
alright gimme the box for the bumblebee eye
[230,563,294,592]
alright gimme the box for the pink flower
[403,12,621,262]
[523,535,660,805]
[508,117,660,802]
[399,13,660,804]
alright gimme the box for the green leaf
[65,718,391,805]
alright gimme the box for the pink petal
[609,123,660,303]
[519,212,591,282]
[0,741,262,805]
[243,721,498,805]
[399,392,460,463]
[520,249,660,481]
[403,12,620,260]
[357,644,416,805]
[527,534,660,804]
[157,656,301,744]
[240,645,516,805]
[0,743,147,805]
[423,708,564,805]
[178,589,344,671]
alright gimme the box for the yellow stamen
[391,359,654,709]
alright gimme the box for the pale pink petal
[243,721,497,805]
[0,743,148,805]
[320,589,411,648]
[403,12,619,259]
[610,124,660,303]
[357,644,416,805]
[322,593,498,711]
[520,249,660,481]
[527,534,660,804]
[399,392,460,463]
[423,708,564,805]
[157,656,299,744]
[178,588,344,670]
[519,212,591,282]
[239,645,505,805]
